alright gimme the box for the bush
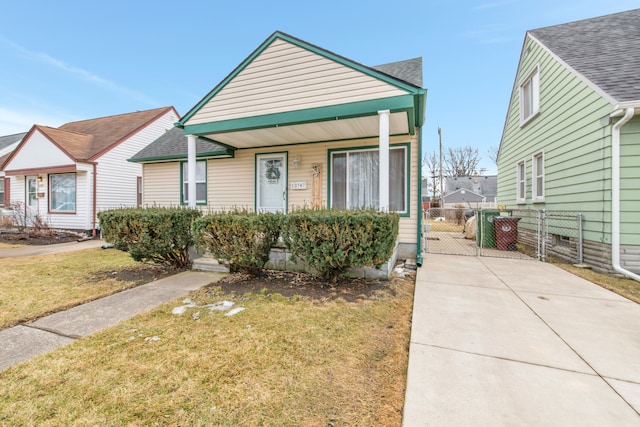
[281,209,399,283]
[98,207,201,268]
[192,210,282,274]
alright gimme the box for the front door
[25,176,38,225]
[256,153,287,213]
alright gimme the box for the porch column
[378,110,390,212]
[187,134,197,209]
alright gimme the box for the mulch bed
[0,230,84,245]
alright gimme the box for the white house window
[50,173,76,212]
[520,65,540,125]
[532,152,544,202]
[516,160,526,203]
[136,176,143,208]
[331,146,407,213]
[0,178,4,206]
[182,161,206,205]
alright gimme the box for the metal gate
[422,208,583,263]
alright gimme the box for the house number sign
[290,181,307,190]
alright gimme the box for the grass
[0,242,23,249]
[0,276,414,426]
[554,262,640,304]
[0,248,147,329]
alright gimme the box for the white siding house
[2,107,179,234]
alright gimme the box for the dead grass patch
[0,273,415,426]
[554,263,640,304]
[0,248,174,329]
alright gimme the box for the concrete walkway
[0,238,105,258]
[0,270,224,372]
[403,254,640,426]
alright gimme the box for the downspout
[416,124,424,266]
[611,106,639,281]
[92,163,97,238]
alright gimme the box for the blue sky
[1,0,638,174]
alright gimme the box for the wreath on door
[265,163,281,181]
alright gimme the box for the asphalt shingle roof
[0,132,27,152]
[529,8,640,103]
[372,57,423,88]
[130,127,231,162]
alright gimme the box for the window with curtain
[331,146,407,213]
[50,173,76,212]
[182,161,207,205]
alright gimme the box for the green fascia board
[128,150,234,164]
[183,95,415,136]
[178,31,423,127]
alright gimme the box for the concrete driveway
[0,239,105,258]
[403,254,640,426]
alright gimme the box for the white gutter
[610,104,640,281]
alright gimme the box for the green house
[497,9,640,277]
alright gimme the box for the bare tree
[487,146,499,165]
[423,151,440,199]
[443,146,480,177]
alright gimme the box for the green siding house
[497,9,640,278]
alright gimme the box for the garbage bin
[477,210,501,248]
[493,217,521,251]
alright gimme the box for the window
[330,145,407,214]
[181,161,206,205]
[516,160,526,203]
[0,178,4,206]
[50,173,76,212]
[520,65,540,125]
[136,176,143,208]
[532,152,544,202]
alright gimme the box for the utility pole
[438,127,444,209]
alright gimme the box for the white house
[2,107,179,235]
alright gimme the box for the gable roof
[445,175,497,198]
[60,106,177,160]
[529,8,640,103]
[0,132,27,169]
[129,127,233,163]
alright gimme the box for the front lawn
[0,248,173,329]
[0,272,414,426]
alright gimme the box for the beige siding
[142,163,181,207]
[187,39,407,125]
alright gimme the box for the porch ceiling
[194,111,410,149]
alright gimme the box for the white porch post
[378,110,390,212]
[187,134,197,209]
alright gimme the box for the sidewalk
[0,270,224,372]
[403,254,640,426]
[0,238,105,258]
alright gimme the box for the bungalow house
[497,9,640,277]
[0,132,28,208]
[2,107,179,235]
[133,31,427,262]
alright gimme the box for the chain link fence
[422,207,583,263]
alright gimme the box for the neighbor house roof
[0,132,27,169]
[129,127,234,163]
[445,175,498,199]
[529,8,640,103]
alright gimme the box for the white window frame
[532,151,545,203]
[329,145,408,215]
[49,173,77,213]
[0,177,4,206]
[520,65,540,126]
[516,160,526,204]
[181,160,207,205]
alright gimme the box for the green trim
[179,160,207,206]
[128,150,233,164]
[178,31,423,126]
[416,126,424,266]
[327,143,411,217]
[254,152,288,213]
[182,95,415,136]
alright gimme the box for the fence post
[576,213,583,264]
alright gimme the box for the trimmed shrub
[281,209,399,283]
[98,207,201,269]
[192,210,282,274]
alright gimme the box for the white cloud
[0,37,158,107]
[475,0,517,9]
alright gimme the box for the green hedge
[192,210,282,274]
[98,207,201,269]
[281,209,399,283]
